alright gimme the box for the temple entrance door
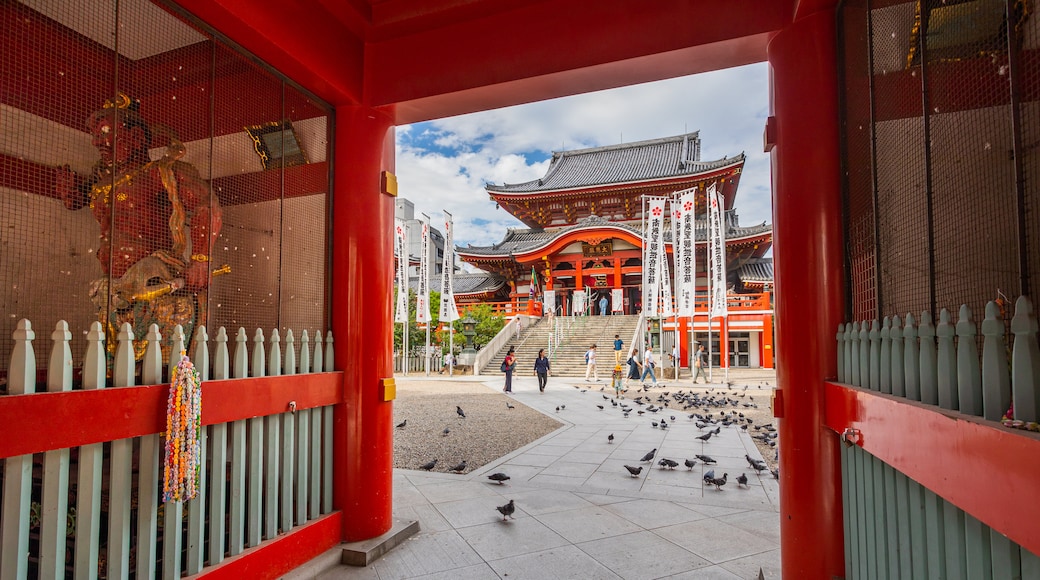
[728,332,750,367]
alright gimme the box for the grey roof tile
[486,132,744,194]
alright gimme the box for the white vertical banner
[675,188,697,316]
[659,203,673,317]
[416,218,432,324]
[438,211,460,322]
[394,220,409,323]
[572,290,587,316]
[708,183,728,319]
[643,196,666,316]
[611,288,623,313]
[543,290,556,315]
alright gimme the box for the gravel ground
[392,380,562,474]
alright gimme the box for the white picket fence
[0,319,336,580]
[836,295,1040,424]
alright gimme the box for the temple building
[456,132,775,368]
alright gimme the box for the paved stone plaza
[289,371,781,579]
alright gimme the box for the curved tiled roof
[736,258,774,283]
[406,271,507,295]
[485,132,745,194]
[457,214,772,258]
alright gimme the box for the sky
[395,62,771,257]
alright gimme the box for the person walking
[625,348,642,390]
[613,334,624,365]
[503,347,517,393]
[641,345,657,385]
[599,294,609,316]
[584,344,599,382]
[534,348,551,393]
[692,345,708,384]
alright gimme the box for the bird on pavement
[419,459,437,471]
[708,473,729,490]
[695,454,717,464]
[556,406,560,412]
[456,406,466,418]
[442,427,450,437]
[496,500,516,521]
[559,404,566,410]
[736,473,749,488]
[703,469,715,483]
[607,433,614,444]
[652,421,659,428]
[771,467,780,479]
[696,432,713,442]
[487,473,510,485]
[658,458,679,469]
[624,465,643,477]
[395,419,407,429]
[640,448,657,462]
[684,459,697,470]
[506,402,515,409]
[449,460,467,473]
[597,405,604,410]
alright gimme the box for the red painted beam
[0,372,341,458]
[824,381,1040,556]
[171,0,363,106]
[367,0,787,123]
[194,512,343,580]
[2,152,327,206]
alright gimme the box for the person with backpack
[534,348,551,393]
[641,345,657,386]
[584,344,598,382]
[502,347,517,393]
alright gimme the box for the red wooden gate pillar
[331,105,396,541]
[767,8,846,578]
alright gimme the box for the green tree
[393,287,505,354]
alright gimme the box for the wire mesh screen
[0,0,331,378]
[840,0,1038,326]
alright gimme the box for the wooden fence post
[980,302,1011,422]
[1010,296,1040,422]
[937,309,958,411]
[955,305,982,417]
[40,321,72,578]
[903,314,920,401]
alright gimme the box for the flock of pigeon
[401,386,780,522]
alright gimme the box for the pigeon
[559,405,566,410]
[487,473,511,485]
[660,421,668,430]
[640,448,657,462]
[442,427,450,437]
[771,467,780,479]
[506,402,515,409]
[395,419,407,429]
[623,465,643,477]
[652,421,659,428]
[703,469,715,482]
[556,406,561,413]
[658,458,679,469]
[456,406,466,418]
[597,405,604,410]
[496,499,516,521]
[419,459,437,471]
[708,473,728,490]
[684,459,697,470]
[695,454,717,464]
[449,460,467,473]
[607,433,614,444]
[696,432,713,442]
[736,473,749,488]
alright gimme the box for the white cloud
[395,62,771,250]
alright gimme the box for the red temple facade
[457,133,775,368]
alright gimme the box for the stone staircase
[480,315,641,379]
